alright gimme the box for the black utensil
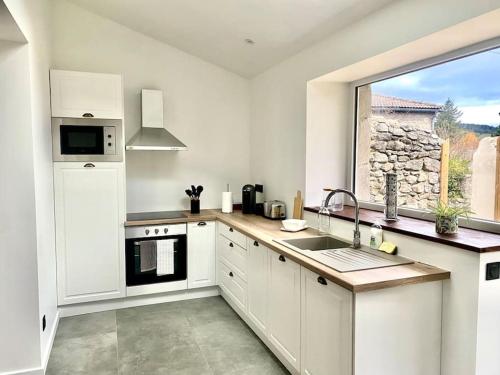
[191,185,197,197]
[197,185,203,196]
[185,189,192,198]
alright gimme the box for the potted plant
[432,201,472,235]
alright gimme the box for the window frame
[347,37,500,234]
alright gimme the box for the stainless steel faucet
[324,189,361,249]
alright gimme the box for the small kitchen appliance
[263,200,286,219]
[242,184,256,214]
[52,117,123,162]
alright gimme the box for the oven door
[52,117,123,162]
[125,234,187,286]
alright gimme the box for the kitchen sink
[277,236,351,251]
[274,235,413,273]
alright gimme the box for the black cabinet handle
[317,276,327,285]
[229,227,234,232]
[279,255,286,262]
[254,241,259,247]
[83,163,95,168]
[229,242,234,248]
[82,112,94,118]
[229,271,234,277]
[198,222,207,226]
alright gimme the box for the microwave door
[60,125,104,155]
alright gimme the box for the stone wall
[369,117,442,209]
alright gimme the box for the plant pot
[435,215,458,234]
[190,199,200,214]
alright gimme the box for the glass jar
[318,200,331,234]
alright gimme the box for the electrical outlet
[42,315,46,331]
[486,262,500,281]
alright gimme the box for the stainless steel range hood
[126,89,187,151]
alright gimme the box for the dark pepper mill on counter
[242,184,255,214]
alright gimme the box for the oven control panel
[125,224,187,239]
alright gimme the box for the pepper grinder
[384,172,398,221]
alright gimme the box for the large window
[354,46,500,227]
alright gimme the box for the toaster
[263,200,286,219]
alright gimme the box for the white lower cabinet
[268,252,301,372]
[301,268,352,375]
[247,239,269,335]
[187,221,216,289]
[54,162,125,305]
[216,224,443,375]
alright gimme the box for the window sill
[304,206,500,253]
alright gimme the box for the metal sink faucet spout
[324,189,361,249]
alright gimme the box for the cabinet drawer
[218,222,246,248]
[218,235,247,280]
[219,261,247,312]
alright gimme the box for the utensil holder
[190,199,200,214]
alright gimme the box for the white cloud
[459,104,500,125]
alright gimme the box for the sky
[371,47,500,126]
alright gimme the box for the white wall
[305,82,350,206]
[51,0,251,213]
[4,0,57,369]
[250,0,500,212]
[0,40,41,374]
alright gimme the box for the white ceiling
[68,0,395,77]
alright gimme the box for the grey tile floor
[47,296,289,375]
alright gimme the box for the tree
[434,98,463,139]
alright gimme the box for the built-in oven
[125,224,187,287]
[52,117,123,162]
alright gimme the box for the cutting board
[293,190,303,219]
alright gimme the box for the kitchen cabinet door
[301,267,352,375]
[247,239,268,335]
[50,70,123,119]
[268,252,301,371]
[54,162,125,305]
[187,221,216,289]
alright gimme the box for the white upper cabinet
[187,221,216,289]
[50,70,123,119]
[268,251,301,372]
[54,162,126,305]
[301,267,352,375]
[247,239,269,335]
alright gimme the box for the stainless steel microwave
[52,117,123,162]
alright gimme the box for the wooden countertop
[305,206,500,253]
[125,210,450,293]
